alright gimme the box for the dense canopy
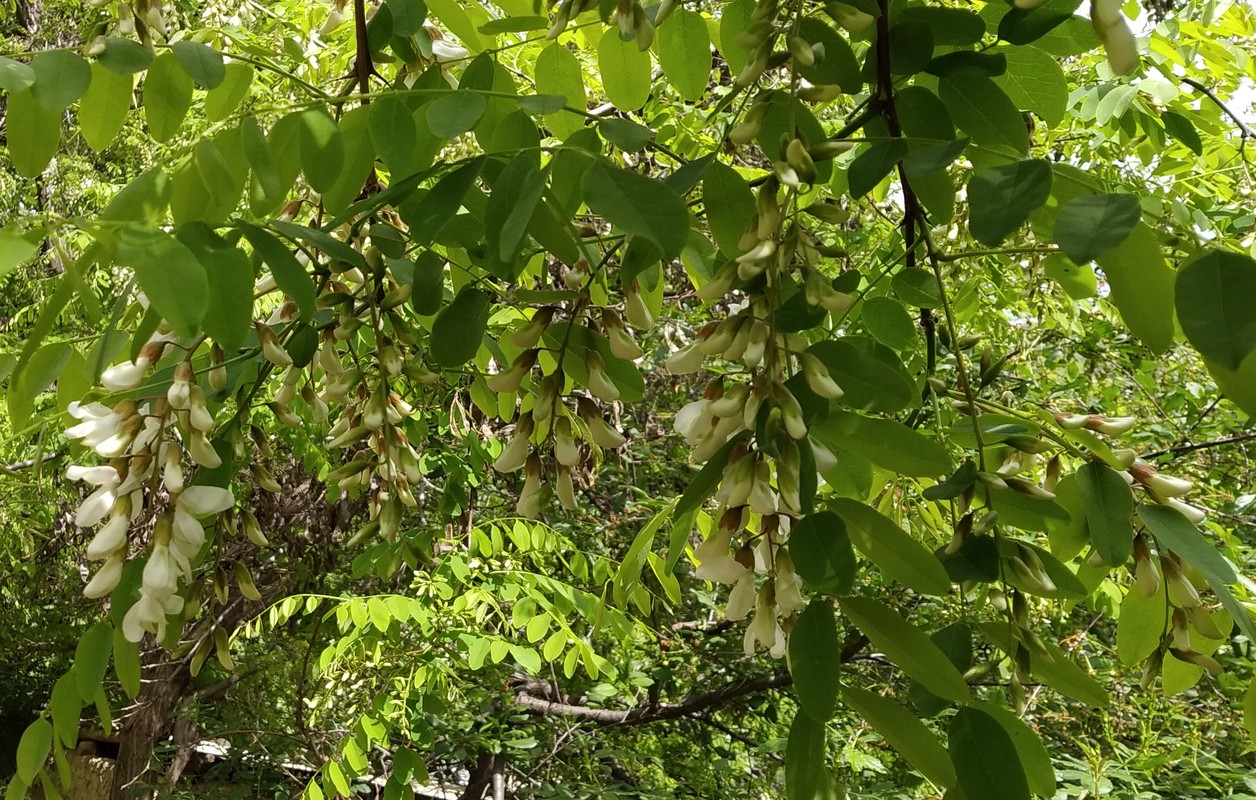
[2,0,1256,799]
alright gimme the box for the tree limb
[1143,431,1256,460]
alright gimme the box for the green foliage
[1,0,1256,798]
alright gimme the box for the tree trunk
[110,658,192,800]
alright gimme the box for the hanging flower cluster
[66,330,236,642]
[489,291,633,516]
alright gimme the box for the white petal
[76,486,117,528]
[84,555,124,599]
[172,508,206,556]
[176,486,234,517]
[101,360,148,391]
[86,515,129,560]
[66,465,120,485]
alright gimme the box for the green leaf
[268,220,366,269]
[861,296,916,350]
[598,118,655,151]
[830,499,952,596]
[113,630,141,698]
[30,50,91,110]
[194,138,242,212]
[939,75,1029,155]
[598,34,651,111]
[369,96,418,176]
[613,499,675,607]
[143,52,194,143]
[297,108,345,192]
[387,0,428,36]
[815,411,953,479]
[321,105,377,215]
[583,161,688,260]
[238,223,316,321]
[993,46,1068,127]
[431,287,491,368]
[1245,677,1256,745]
[178,224,255,351]
[785,713,837,800]
[1117,580,1167,666]
[808,340,915,413]
[16,719,52,784]
[1137,503,1255,641]
[113,226,209,338]
[77,62,131,152]
[718,0,754,75]
[1093,222,1175,354]
[1161,110,1203,155]
[479,15,547,34]
[967,160,1053,245]
[73,622,113,703]
[848,139,909,200]
[839,596,970,703]
[796,17,862,93]
[425,0,484,51]
[533,44,585,139]
[0,230,39,279]
[997,0,1076,45]
[428,90,489,138]
[403,159,484,245]
[485,154,546,275]
[7,88,61,178]
[893,270,942,307]
[898,6,985,45]
[657,9,711,101]
[0,56,35,91]
[972,702,1057,797]
[171,40,225,88]
[841,686,956,788]
[1043,253,1097,299]
[205,62,253,121]
[789,512,857,596]
[1075,462,1134,565]
[790,602,842,722]
[949,707,1030,800]
[1175,251,1256,371]
[49,671,81,750]
[1053,194,1141,263]
[703,162,755,257]
[97,38,154,73]
[102,167,171,223]
[978,622,1109,707]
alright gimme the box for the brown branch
[1182,78,1254,139]
[1142,431,1256,460]
[514,634,869,727]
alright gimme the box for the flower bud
[624,282,655,331]
[585,350,621,403]
[1087,415,1137,435]
[556,465,578,510]
[578,398,625,449]
[487,350,538,394]
[256,323,293,367]
[494,414,534,473]
[555,416,580,467]
[798,353,843,400]
[602,309,644,361]
[84,554,125,598]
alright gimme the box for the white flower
[693,526,748,585]
[100,357,151,391]
[745,584,784,656]
[431,39,469,63]
[171,507,206,560]
[75,485,118,528]
[188,432,222,468]
[84,554,124,599]
[86,515,129,560]
[66,465,120,485]
[725,573,757,621]
[774,552,806,615]
[176,486,235,517]
[142,543,176,595]
[1167,498,1207,525]
[674,400,714,445]
[121,592,168,643]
